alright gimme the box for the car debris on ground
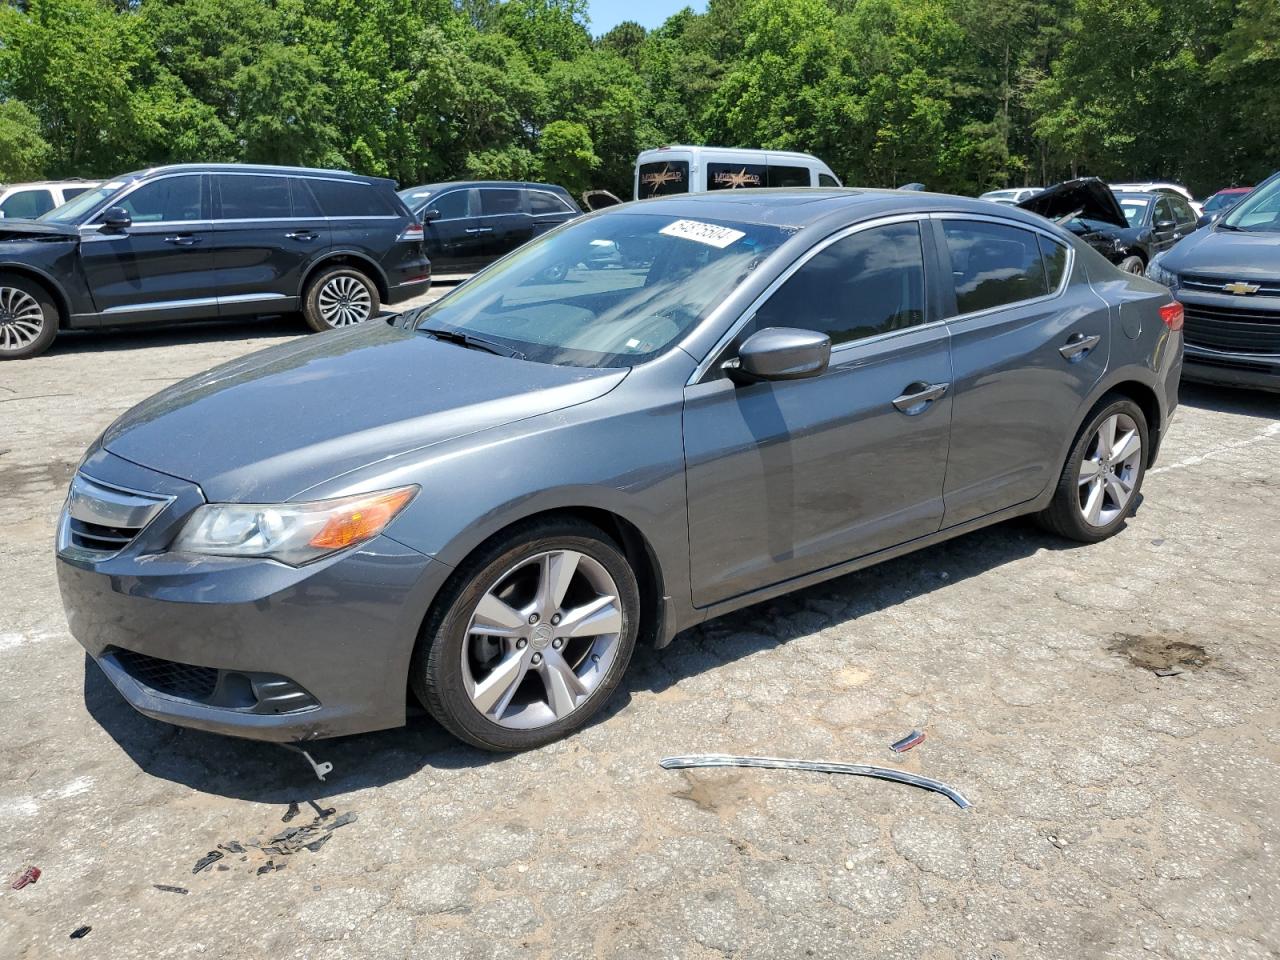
[185,806,358,879]
[69,925,91,939]
[10,865,41,889]
[890,730,926,753]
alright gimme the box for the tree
[0,100,51,182]
[538,119,598,194]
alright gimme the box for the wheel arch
[0,262,72,328]
[1062,371,1164,474]
[299,251,390,302]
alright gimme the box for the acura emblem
[1222,281,1261,295]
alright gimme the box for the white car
[634,146,841,200]
[979,187,1044,205]
[1111,182,1202,215]
[0,180,101,220]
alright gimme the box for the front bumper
[1182,344,1280,392]
[56,449,448,742]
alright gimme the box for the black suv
[0,164,429,359]
[396,181,581,279]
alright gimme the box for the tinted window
[818,173,840,187]
[943,221,1049,315]
[115,175,203,223]
[707,163,764,190]
[1154,197,1175,226]
[62,187,91,200]
[1170,197,1196,223]
[304,178,394,218]
[288,178,323,218]
[529,190,572,215]
[216,174,291,219]
[1,189,55,219]
[429,189,472,220]
[638,161,688,198]
[480,188,523,215]
[766,165,810,188]
[1039,235,1069,289]
[753,222,926,346]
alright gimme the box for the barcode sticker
[659,219,745,249]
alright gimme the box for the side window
[430,190,472,220]
[305,179,394,217]
[818,173,840,188]
[216,174,291,220]
[1171,197,1195,224]
[707,163,764,190]
[529,191,571,215]
[1038,235,1069,290]
[766,165,811,188]
[1154,197,1175,226]
[752,222,927,347]
[289,178,323,218]
[114,175,203,223]
[480,188,523,215]
[1,189,55,219]
[637,161,688,198]
[942,220,1049,315]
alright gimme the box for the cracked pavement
[1,314,1277,959]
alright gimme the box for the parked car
[1112,181,1201,215]
[979,187,1043,205]
[0,164,428,359]
[56,188,1182,751]
[1019,178,1197,274]
[1147,170,1280,391]
[396,181,581,280]
[1196,186,1252,228]
[634,145,840,199]
[0,179,100,220]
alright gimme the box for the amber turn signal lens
[308,487,417,550]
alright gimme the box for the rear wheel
[1118,255,1145,275]
[412,518,640,751]
[302,265,380,332]
[1037,396,1148,542]
[0,274,59,360]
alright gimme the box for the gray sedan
[56,189,1184,751]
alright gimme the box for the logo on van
[640,164,685,191]
[712,167,762,189]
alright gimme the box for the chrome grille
[62,473,172,558]
[1182,303,1280,356]
[1181,274,1280,296]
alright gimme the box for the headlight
[173,485,418,565]
[1146,256,1179,289]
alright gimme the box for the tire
[412,517,641,751]
[1036,395,1149,543]
[1118,255,1145,275]
[301,265,380,333]
[0,273,59,360]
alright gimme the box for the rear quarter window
[766,165,811,187]
[303,178,397,218]
[529,191,573,215]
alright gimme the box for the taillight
[1159,302,1184,331]
[398,222,424,242]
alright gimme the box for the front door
[935,217,1110,527]
[684,219,954,607]
[421,188,486,276]
[77,173,215,322]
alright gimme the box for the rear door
[77,172,215,321]
[477,187,535,264]
[683,218,953,607]
[210,172,329,316]
[935,217,1109,527]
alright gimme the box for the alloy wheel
[1078,412,1142,526]
[317,275,373,327]
[0,286,45,352]
[462,549,624,730]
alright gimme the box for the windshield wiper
[418,326,525,360]
[1216,222,1242,231]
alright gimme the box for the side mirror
[101,206,132,230]
[421,208,441,223]
[725,327,831,384]
[1154,219,1176,231]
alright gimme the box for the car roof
[1,179,101,189]
[122,163,387,184]
[609,187,1064,232]
[398,181,567,193]
[638,145,825,163]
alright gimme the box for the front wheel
[302,266,380,332]
[0,274,59,360]
[1118,255,1145,275]
[412,518,641,751]
[1036,396,1148,542]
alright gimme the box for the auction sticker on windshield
[660,219,746,249]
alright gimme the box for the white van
[634,146,841,200]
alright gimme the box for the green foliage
[0,0,1276,197]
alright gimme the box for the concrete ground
[1,308,1277,959]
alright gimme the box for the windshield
[39,178,136,223]
[1222,176,1280,231]
[1116,196,1151,227]
[406,211,790,368]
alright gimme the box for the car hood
[0,218,79,240]
[1159,224,1280,277]
[1018,178,1128,229]
[103,322,628,502]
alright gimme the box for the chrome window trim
[528,189,574,214]
[418,188,474,224]
[86,171,205,225]
[929,212,1074,323]
[685,212,927,385]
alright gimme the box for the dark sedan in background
[57,188,1182,752]
[1020,178,1198,274]
[397,180,581,280]
[1149,171,1280,391]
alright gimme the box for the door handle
[1059,332,1101,361]
[464,227,493,234]
[285,230,318,241]
[163,235,201,246]
[892,381,949,415]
